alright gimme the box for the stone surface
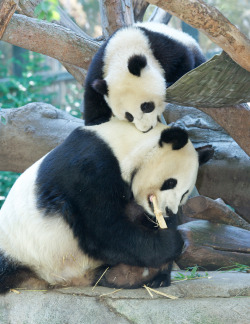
[0,272,249,323]
[164,104,250,222]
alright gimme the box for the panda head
[130,127,214,217]
[92,54,166,133]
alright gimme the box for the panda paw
[147,272,171,288]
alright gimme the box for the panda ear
[159,127,188,150]
[128,55,147,77]
[92,79,108,95]
[195,145,214,165]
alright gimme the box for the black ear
[92,79,108,95]
[159,127,188,150]
[196,145,214,165]
[128,55,147,76]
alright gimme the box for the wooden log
[182,196,250,231]
[177,220,250,270]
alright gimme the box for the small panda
[0,119,212,292]
[84,22,206,132]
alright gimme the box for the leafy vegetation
[217,263,250,273]
[34,0,60,21]
[173,266,209,281]
[0,172,20,208]
[0,50,56,208]
[0,51,55,109]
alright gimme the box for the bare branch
[1,14,101,70]
[18,0,91,39]
[147,0,250,72]
[0,103,83,173]
[0,0,18,38]
[100,0,134,37]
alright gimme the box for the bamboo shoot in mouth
[149,195,168,229]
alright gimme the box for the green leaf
[1,115,7,125]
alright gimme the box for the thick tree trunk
[0,103,83,172]
[147,0,250,72]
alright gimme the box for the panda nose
[166,207,174,217]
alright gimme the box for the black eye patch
[125,112,134,122]
[181,190,189,202]
[160,178,177,191]
[141,102,155,113]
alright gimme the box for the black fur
[0,252,35,294]
[139,27,206,85]
[159,127,188,150]
[95,207,180,289]
[83,40,113,125]
[128,55,147,76]
[92,79,108,95]
[196,145,214,165]
[84,25,206,126]
[36,128,184,268]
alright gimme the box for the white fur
[0,159,101,285]
[103,26,166,132]
[102,22,202,132]
[0,119,199,284]
[91,118,199,216]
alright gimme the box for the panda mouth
[143,126,153,133]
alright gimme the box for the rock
[0,272,249,324]
[177,220,250,270]
[181,195,250,230]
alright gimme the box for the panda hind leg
[0,253,48,293]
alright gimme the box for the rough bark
[178,220,250,270]
[100,0,134,38]
[181,196,250,231]
[0,0,18,38]
[1,13,100,71]
[0,103,83,172]
[147,0,250,72]
[133,0,148,22]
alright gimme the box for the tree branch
[133,0,149,22]
[0,0,18,38]
[147,0,250,72]
[100,0,134,37]
[0,103,83,172]
[17,0,92,84]
[1,13,100,70]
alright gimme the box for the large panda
[84,22,206,132]
[0,119,212,293]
